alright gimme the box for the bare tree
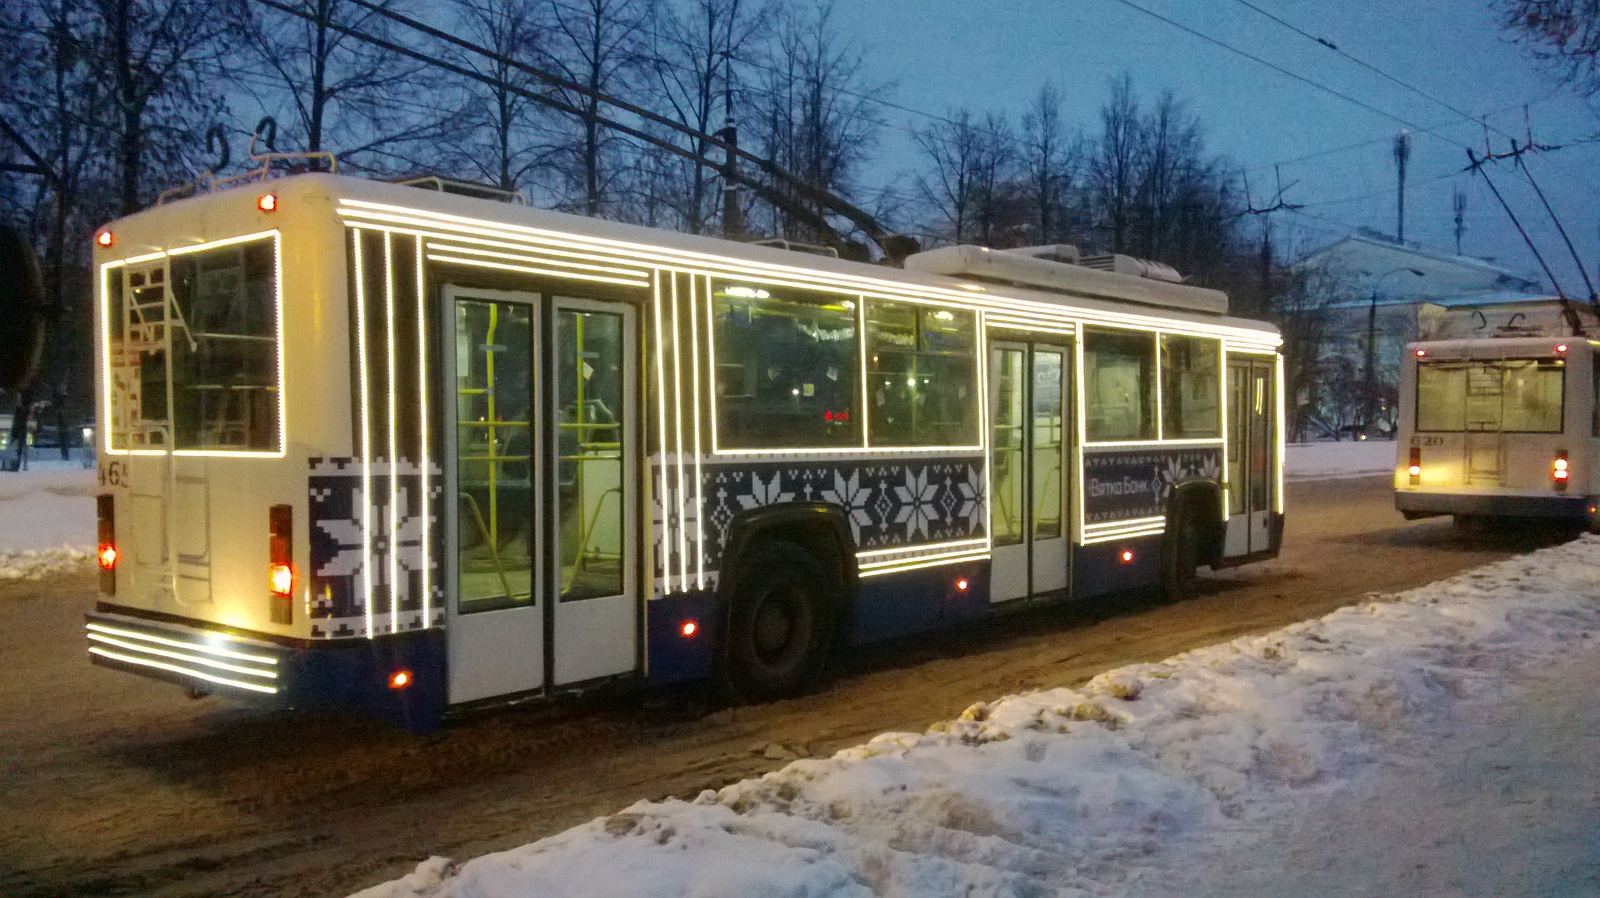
[95,0,230,213]
[748,0,884,246]
[643,0,765,234]
[542,0,654,217]
[913,109,1018,245]
[1018,83,1083,247]
[233,0,444,171]
[1087,73,1140,253]
[1499,1,1600,98]
[444,0,550,193]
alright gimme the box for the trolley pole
[718,121,742,242]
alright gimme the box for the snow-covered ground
[0,460,96,580]
[356,535,1599,898]
[1284,439,1395,480]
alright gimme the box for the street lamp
[1363,266,1425,437]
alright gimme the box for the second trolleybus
[85,172,1285,730]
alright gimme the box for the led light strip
[88,647,280,695]
[858,549,990,578]
[855,537,989,561]
[425,253,648,288]
[1080,525,1165,545]
[1083,438,1225,449]
[385,235,401,632]
[689,276,705,590]
[415,235,431,626]
[651,274,673,594]
[671,276,689,594]
[98,231,287,457]
[87,632,280,679]
[428,241,649,280]
[336,202,1281,344]
[1275,353,1287,515]
[85,622,279,665]
[353,229,375,639]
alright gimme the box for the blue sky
[830,0,1599,292]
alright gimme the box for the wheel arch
[716,502,859,635]
[1167,479,1224,567]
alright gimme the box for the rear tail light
[1408,447,1422,484]
[1553,451,1570,491]
[269,504,294,624]
[96,494,116,595]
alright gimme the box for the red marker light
[1119,549,1135,564]
[97,544,118,570]
[1556,343,1569,353]
[95,230,114,248]
[1414,349,1426,358]
[388,670,412,689]
[257,193,278,212]
[269,563,294,596]
[824,411,834,421]
[955,577,970,592]
[680,620,698,637]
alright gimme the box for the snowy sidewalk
[356,537,1600,898]
[1284,439,1395,480]
[0,463,95,580]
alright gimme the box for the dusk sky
[831,0,1599,292]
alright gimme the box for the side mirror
[0,224,46,390]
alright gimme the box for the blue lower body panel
[86,608,446,733]
[645,589,719,686]
[1072,536,1163,600]
[851,559,990,644]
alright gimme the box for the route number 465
[98,460,128,488]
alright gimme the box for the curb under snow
[355,535,1600,898]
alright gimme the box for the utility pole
[1453,187,1467,255]
[1393,131,1411,243]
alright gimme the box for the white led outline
[336,202,1281,344]
[87,632,281,679]
[1275,352,1287,515]
[427,241,649,279]
[670,275,689,594]
[85,622,278,665]
[651,273,672,597]
[424,253,647,288]
[353,228,375,639]
[88,647,279,694]
[385,234,400,632]
[98,231,287,458]
[854,537,989,559]
[689,276,705,591]
[416,235,431,627]
[857,550,991,578]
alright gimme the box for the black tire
[723,540,833,701]
[1161,513,1203,601]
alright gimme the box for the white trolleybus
[86,173,1285,730]
[1396,335,1600,530]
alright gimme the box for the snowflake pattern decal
[1083,447,1224,523]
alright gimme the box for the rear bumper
[1395,490,1590,520]
[85,608,446,732]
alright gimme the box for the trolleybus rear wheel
[725,540,832,701]
[1161,514,1203,601]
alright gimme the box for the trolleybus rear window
[1416,359,1564,434]
[108,236,280,452]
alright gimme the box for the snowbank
[1284,439,1394,480]
[353,536,1600,898]
[0,464,96,580]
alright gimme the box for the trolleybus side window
[865,300,979,446]
[1158,334,1221,439]
[1084,327,1156,442]
[712,282,861,449]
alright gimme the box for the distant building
[1292,232,1595,436]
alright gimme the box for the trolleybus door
[548,298,637,687]
[988,340,1071,602]
[444,289,544,702]
[1224,357,1275,556]
[443,289,639,704]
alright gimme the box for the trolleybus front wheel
[724,540,833,701]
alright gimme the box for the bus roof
[103,173,1281,344]
[1407,335,1592,359]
